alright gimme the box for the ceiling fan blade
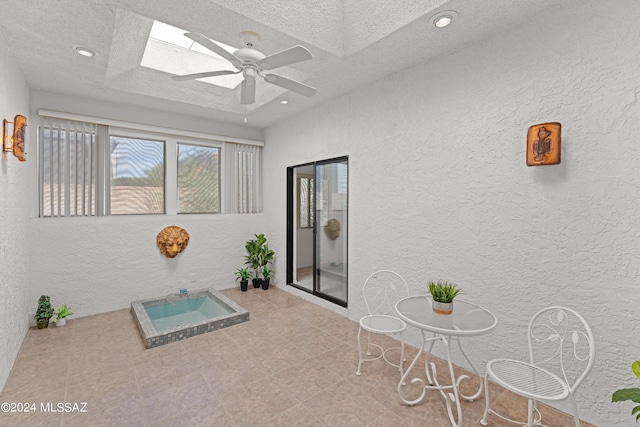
[264,74,317,97]
[241,78,256,105]
[257,45,312,70]
[172,70,240,81]
[184,32,241,68]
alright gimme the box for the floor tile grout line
[190,343,241,427]
[60,323,73,427]
[4,287,592,427]
[131,346,151,427]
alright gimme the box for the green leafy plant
[612,360,640,422]
[261,267,273,281]
[235,267,253,282]
[428,281,461,303]
[245,233,267,279]
[259,244,275,269]
[55,304,73,322]
[34,295,54,323]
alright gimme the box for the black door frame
[286,156,348,307]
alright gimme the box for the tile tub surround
[131,288,249,349]
[0,287,596,427]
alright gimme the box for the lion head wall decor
[157,226,190,258]
[324,218,341,240]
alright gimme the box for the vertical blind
[225,142,262,213]
[38,116,263,217]
[39,118,107,217]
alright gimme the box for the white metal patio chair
[356,270,409,378]
[480,306,595,427]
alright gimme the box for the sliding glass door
[287,157,348,307]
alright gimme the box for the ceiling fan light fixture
[430,10,457,28]
[72,45,97,57]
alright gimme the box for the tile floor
[0,286,595,427]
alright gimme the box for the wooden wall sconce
[527,122,560,166]
[2,115,27,162]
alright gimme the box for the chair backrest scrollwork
[362,270,409,317]
[528,306,595,395]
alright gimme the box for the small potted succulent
[261,267,273,290]
[428,281,461,315]
[55,304,73,326]
[235,267,253,292]
[612,360,640,422]
[34,295,54,329]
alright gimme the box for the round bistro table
[395,296,497,427]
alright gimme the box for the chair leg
[366,330,372,356]
[399,336,404,374]
[569,393,581,427]
[480,372,490,426]
[399,334,407,386]
[356,326,363,376]
[527,399,534,427]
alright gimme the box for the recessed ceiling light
[72,45,97,57]
[279,99,290,105]
[430,10,458,28]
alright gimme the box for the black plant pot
[240,280,248,292]
[252,278,261,288]
[36,320,50,329]
[261,279,270,290]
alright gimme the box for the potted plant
[245,234,267,288]
[235,267,253,292]
[259,244,275,271]
[612,360,640,422]
[34,295,54,329]
[428,281,461,315]
[261,267,273,290]
[55,304,73,326]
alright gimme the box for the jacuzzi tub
[131,288,249,349]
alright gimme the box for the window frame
[176,141,222,214]
[109,132,167,216]
[36,113,248,218]
[110,127,224,216]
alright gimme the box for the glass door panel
[315,159,348,304]
[287,157,348,307]
[294,165,314,291]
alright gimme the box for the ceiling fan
[172,31,317,105]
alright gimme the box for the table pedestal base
[398,330,484,427]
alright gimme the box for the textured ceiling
[0,0,562,129]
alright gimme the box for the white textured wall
[28,94,267,318]
[0,33,31,391]
[31,91,263,145]
[264,1,640,425]
[30,214,266,318]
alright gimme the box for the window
[38,115,261,217]
[177,143,220,213]
[110,136,165,215]
[298,176,314,228]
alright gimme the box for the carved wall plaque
[157,226,190,258]
[527,122,561,166]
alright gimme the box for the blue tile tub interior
[131,288,249,349]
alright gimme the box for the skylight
[141,21,243,90]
